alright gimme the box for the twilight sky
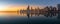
[0,0,60,6]
[0,0,60,11]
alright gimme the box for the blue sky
[0,0,60,6]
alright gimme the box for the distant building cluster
[20,4,60,14]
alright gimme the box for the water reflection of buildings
[44,12,57,17]
[19,4,60,19]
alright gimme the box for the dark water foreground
[0,12,60,24]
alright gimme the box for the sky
[0,0,60,11]
[0,0,60,6]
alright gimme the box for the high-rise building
[57,4,60,11]
[27,5,30,13]
[44,6,50,11]
[27,5,30,18]
[27,5,30,10]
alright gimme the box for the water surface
[0,12,60,24]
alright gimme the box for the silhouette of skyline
[0,0,60,24]
[0,0,60,11]
[19,4,60,19]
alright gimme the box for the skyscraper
[57,4,60,11]
[27,5,30,18]
[27,5,30,13]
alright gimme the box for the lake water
[0,12,60,24]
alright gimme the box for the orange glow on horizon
[0,5,45,11]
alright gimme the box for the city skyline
[0,0,60,11]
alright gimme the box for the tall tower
[27,5,30,18]
[57,4,60,11]
[27,5,30,10]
